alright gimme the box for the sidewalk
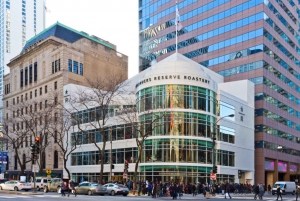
[0,190,43,196]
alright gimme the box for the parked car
[75,182,107,196]
[103,183,129,196]
[43,178,61,193]
[0,180,31,191]
[29,177,52,191]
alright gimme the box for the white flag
[175,7,183,30]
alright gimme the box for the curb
[0,191,43,195]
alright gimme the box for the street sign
[210,173,216,180]
[32,164,39,173]
[123,173,127,179]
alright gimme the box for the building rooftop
[21,22,115,53]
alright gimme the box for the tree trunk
[133,147,143,190]
[64,158,71,179]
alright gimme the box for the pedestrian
[267,184,271,194]
[192,184,196,196]
[296,186,300,201]
[68,180,76,197]
[276,185,282,200]
[259,183,264,200]
[224,181,232,199]
[254,184,259,200]
[60,180,66,197]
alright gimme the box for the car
[75,182,107,196]
[43,178,61,193]
[103,183,129,196]
[0,180,31,191]
[29,177,52,191]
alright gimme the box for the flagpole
[175,1,178,53]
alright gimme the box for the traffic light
[213,165,218,173]
[30,144,37,155]
[125,160,129,170]
[35,137,40,153]
[238,170,242,179]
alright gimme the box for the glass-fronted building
[139,0,300,185]
[65,53,255,184]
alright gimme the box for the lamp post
[109,128,113,182]
[211,114,234,176]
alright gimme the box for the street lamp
[107,125,121,182]
[211,114,234,175]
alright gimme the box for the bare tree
[3,96,57,175]
[67,73,128,183]
[118,103,165,190]
[48,106,80,179]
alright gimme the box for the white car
[0,180,31,191]
[29,177,51,191]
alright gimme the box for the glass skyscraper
[0,0,45,122]
[139,0,300,185]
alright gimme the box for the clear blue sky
[46,0,138,78]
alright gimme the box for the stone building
[2,22,128,179]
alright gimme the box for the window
[20,69,23,87]
[30,91,32,99]
[240,116,243,121]
[42,152,46,169]
[25,93,28,100]
[35,89,37,97]
[54,81,57,90]
[34,62,37,81]
[54,150,58,168]
[13,98,15,105]
[45,85,47,93]
[55,97,58,105]
[21,95,23,102]
[68,59,72,72]
[17,97,19,104]
[45,100,47,108]
[79,63,83,75]
[6,101,8,107]
[6,113,8,120]
[29,64,32,83]
[54,113,58,122]
[25,136,28,147]
[54,131,57,143]
[30,105,32,113]
[39,102,42,110]
[73,61,78,74]
[25,67,28,85]
[40,87,42,95]
[52,61,54,74]
[34,104,37,111]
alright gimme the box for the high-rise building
[139,0,300,185]
[0,0,45,122]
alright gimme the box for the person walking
[259,183,264,200]
[296,186,300,201]
[68,180,76,197]
[60,180,66,197]
[267,184,271,194]
[254,184,259,200]
[224,181,232,199]
[276,185,282,200]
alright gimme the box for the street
[0,192,298,201]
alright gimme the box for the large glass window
[137,85,217,114]
[220,102,235,121]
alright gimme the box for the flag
[45,6,51,13]
[175,7,183,30]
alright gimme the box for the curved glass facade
[137,85,217,114]
[137,83,225,183]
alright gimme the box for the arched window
[53,151,58,168]
[42,152,46,169]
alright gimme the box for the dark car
[75,182,107,196]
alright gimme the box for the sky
[46,0,139,78]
